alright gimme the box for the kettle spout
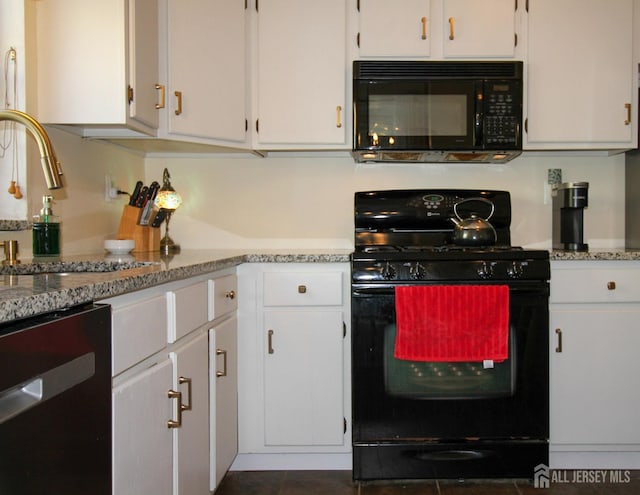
[0,109,64,189]
[450,216,461,227]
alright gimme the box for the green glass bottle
[32,195,60,257]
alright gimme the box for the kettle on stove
[450,197,497,246]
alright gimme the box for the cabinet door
[358,0,431,57]
[210,317,238,490]
[34,0,126,124]
[128,0,160,129]
[256,0,347,147]
[113,359,173,495]
[550,309,640,444]
[264,310,345,446]
[525,0,634,149]
[33,0,158,134]
[170,332,210,495]
[165,0,247,143]
[442,0,516,58]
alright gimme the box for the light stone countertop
[549,249,640,261]
[0,247,638,325]
[0,249,351,324]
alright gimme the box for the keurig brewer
[552,182,589,251]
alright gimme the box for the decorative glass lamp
[154,168,182,254]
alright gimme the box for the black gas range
[352,189,550,283]
[351,189,550,481]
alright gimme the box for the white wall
[0,125,624,256]
[146,152,625,251]
[0,127,146,256]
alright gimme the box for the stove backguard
[354,189,512,250]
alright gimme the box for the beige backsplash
[0,128,626,256]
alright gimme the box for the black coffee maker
[552,182,589,251]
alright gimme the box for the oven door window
[383,323,515,400]
[353,80,477,151]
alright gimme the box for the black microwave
[352,60,523,163]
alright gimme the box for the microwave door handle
[474,110,483,147]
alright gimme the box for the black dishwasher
[0,303,111,495]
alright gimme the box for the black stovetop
[352,189,549,282]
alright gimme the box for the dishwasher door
[0,303,111,495]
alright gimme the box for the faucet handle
[0,240,20,265]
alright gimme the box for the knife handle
[151,208,167,227]
[135,187,148,207]
[129,181,143,206]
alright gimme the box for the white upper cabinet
[254,0,348,148]
[357,0,517,59]
[31,0,159,135]
[524,0,636,150]
[358,0,432,57]
[161,0,248,145]
[442,0,516,58]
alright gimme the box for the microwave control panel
[482,81,521,146]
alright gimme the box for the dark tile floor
[215,470,640,495]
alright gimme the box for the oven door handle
[353,284,548,297]
[353,287,396,296]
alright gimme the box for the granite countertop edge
[549,250,640,261]
[2,248,640,325]
[0,251,351,324]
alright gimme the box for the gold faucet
[0,109,64,189]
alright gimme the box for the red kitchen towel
[394,285,509,362]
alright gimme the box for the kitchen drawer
[209,274,238,321]
[167,281,209,342]
[551,267,640,303]
[263,271,343,307]
[112,294,168,376]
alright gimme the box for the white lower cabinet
[113,359,173,495]
[210,316,238,489]
[264,310,344,446]
[236,263,351,470]
[106,270,238,494]
[550,261,640,468]
[170,332,210,494]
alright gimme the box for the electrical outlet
[104,175,119,201]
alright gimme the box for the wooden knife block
[117,205,160,252]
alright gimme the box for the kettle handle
[453,197,495,221]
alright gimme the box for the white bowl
[104,239,135,254]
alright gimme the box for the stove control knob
[381,262,397,280]
[477,262,494,279]
[507,261,524,279]
[409,262,426,280]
